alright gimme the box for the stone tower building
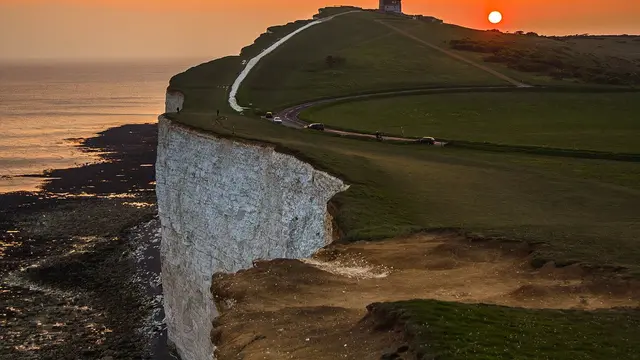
[379,0,402,13]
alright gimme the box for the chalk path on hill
[228,11,361,112]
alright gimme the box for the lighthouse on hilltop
[379,0,402,13]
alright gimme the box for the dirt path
[376,20,532,88]
[211,233,639,359]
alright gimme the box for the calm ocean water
[0,60,198,193]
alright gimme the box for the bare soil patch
[212,233,640,359]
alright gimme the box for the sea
[0,59,199,193]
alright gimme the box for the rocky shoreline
[0,123,175,359]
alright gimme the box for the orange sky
[0,0,638,61]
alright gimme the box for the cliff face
[156,116,348,360]
[165,90,184,113]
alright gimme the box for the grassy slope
[392,20,640,87]
[302,90,640,153]
[168,19,314,113]
[237,11,510,110]
[372,300,640,360]
[337,17,575,87]
[566,35,640,60]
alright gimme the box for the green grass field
[236,11,510,111]
[372,300,640,360]
[169,7,640,357]
[302,90,640,153]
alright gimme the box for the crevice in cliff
[327,200,345,243]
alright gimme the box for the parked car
[417,137,436,145]
[305,123,325,131]
[273,116,283,124]
[265,112,274,119]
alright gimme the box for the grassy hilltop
[171,7,640,113]
[234,9,640,111]
[168,6,640,360]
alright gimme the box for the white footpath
[228,11,360,112]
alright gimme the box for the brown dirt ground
[211,233,640,360]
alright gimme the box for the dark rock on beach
[0,123,173,359]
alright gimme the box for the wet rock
[0,124,162,359]
[82,348,97,356]
[381,353,400,360]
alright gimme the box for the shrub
[449,38,640,86]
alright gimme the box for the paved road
[276,86,522,144]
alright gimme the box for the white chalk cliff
[156,115,348,360]
[165,90,184,113]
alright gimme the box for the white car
[417,137,436,145]
[273,116,283,124]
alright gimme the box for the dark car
[265,111,274,119]
[305,123,325,131]
[417,137,436,145]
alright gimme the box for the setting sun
[488,11,503,24]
